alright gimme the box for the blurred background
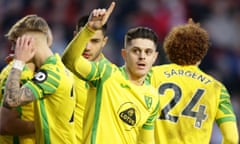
[0,0,239,143]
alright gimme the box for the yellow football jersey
[24,54,76,144]
[76,60,159,144]
[150,64,237,144]
[0,62,35,144]
[74,74,88,143]
[74,56,110,143]
[62,26,160,144]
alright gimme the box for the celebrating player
[62,2,160,143]
[72,15,110,143]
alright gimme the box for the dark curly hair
[163,18,210,65]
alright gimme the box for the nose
[85,43,91,50]
[139,51,146,60]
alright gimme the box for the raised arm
[62,2,115,77]
[61,26,95,77]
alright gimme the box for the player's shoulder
[44,54,60,65]
[40,54,66,72]
[151,63,182,73]
[151,64,169,71]
[197,68,225,88]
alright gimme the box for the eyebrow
[131,46,155,50]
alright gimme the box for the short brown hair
[124,27,159,49]
[163,18,210,65]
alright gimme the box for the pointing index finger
[102,2,116,24]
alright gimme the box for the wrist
[86,23,96,32]
[12,59,25,71]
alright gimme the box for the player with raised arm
[72,15,110,143]
[62,2,160,144]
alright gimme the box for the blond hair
[5,14,52,46]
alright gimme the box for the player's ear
[121,48,126,61]
[102,36,108,47]
[153,51,159,64]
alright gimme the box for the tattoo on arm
[3,68,35,108]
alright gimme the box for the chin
[135,71,147,78]
[84,57,91,60]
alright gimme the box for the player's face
[83,30,107,61]
[122,38,158,80]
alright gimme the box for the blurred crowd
[0,0,239,143]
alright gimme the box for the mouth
[137,63,146,69]
[82,53,90,59]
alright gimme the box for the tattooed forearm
[3,68,35,108]
[3,68,21,108]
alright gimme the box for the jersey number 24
[158,82,207,128]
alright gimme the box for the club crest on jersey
[32,70,47,83]
[118,102,140,130]
[144,96,152,109]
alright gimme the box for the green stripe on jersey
[216,116,236,125]
[219,100,235,114]
[91,64,112,144]
[40,100,51,144]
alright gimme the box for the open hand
[14,35,36,63]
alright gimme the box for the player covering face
[2,15,76,144]
[0,15,53,144]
